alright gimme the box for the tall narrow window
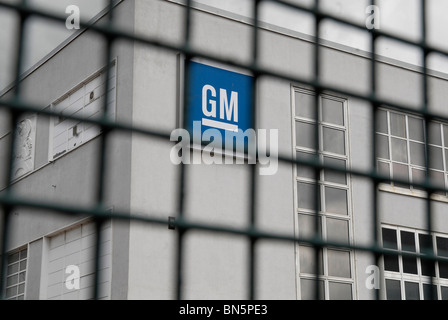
[4,247,28,300]
[293,88,353,300]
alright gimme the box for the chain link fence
[1,0,448,300]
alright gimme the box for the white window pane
[408,117,424,142]
[296,121,316,149]
[327,250,351,278]
[325,187,348,215]
[429,122,442,146]
[298,214,322,239]
[322,98,344,126]
[300,278,325,300]
[429,170,445,191]
[386,279,402,300]
[391,138,408,163]
[428,146,443,170]
[328,282,352,300]
[299,246,323,275]
[410,142,425,166]
[392,163,409,187]
[411,168,425,190]
[297,182,318,211]
[295,92,316,120]
[323,157,346,185]
[377,109,388,134]
[296,152,316,179]
[376,134,390,160]
[405,282,420,300]
[323,127,345,155]
[326,218,349,244]
[378,161,390,181]
[390,112,406,138]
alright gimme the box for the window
[50,63,116,160]
[4,247,28,300]
[382,226,448,300]
[293,88,353,300]
[46,220,112,300]
[377,109,448,195]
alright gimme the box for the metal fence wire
[1,0,448,300]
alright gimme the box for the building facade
[1,0,448,300]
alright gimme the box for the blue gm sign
[186,61,253,148]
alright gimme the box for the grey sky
[1,0,448,91]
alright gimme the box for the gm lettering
[202,84,239,132]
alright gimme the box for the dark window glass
[419,234,435,277]
[386,279,401,300]
[441,287,448,300]
[382,229,398,250]
[423,284,437,300]
[405,282,420,300]
[402,256,418,275]
[384,254,399,272]
[401,231,416,252]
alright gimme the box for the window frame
[377,107,448,201]
[4,245,28,300]
[292,86,355,300]
[381,225,448,300]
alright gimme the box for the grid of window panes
[376,108,448,195]
[293,88,353,300]
[382,226,448,300]
[4,247,27,300]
